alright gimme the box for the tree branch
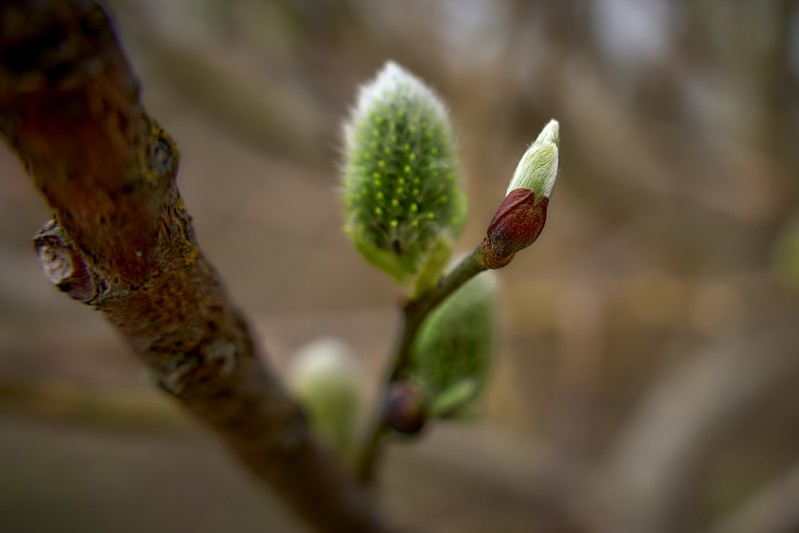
[0,1,387,531]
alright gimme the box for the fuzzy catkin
[342,62,466,292]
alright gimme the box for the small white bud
[287,338,362,455]
[506,119,560,198]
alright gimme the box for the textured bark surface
[0,1,386,531]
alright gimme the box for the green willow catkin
[342,62,466,295]
[287,339,362,456]
[409,270,498,417]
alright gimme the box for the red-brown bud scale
[480,188,549,269]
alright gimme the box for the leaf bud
[383,381,427,435]
[409,270,498,417]
[480,120,559,268]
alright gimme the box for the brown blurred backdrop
[1,1,798,532]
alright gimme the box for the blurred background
[1,0,799,532]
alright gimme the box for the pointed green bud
[409,270,498,418]
[506,119,559,197]
[480,120,560,269]
[342,61,467,295]
[287,338,362,456]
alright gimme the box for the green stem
[355,243,489,483]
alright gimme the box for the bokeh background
[1,1,798,532]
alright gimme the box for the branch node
[34,219,99,303]
[142,120,180,185]
[157,356,199,396]
[202,339,237,375]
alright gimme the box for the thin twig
[356,244,488,483]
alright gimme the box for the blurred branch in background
[595,323,799,533]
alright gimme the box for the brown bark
[0,1,387,531]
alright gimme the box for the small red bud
[481,188,549,269]
[383,382,427,435]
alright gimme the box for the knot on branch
[34,219,102,303]
[150,331,239,397]
[138,120,180,188]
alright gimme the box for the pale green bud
[287,338,362,455]
[342,61,467,295]
[409,270,498,417]
[506,119,560,198]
